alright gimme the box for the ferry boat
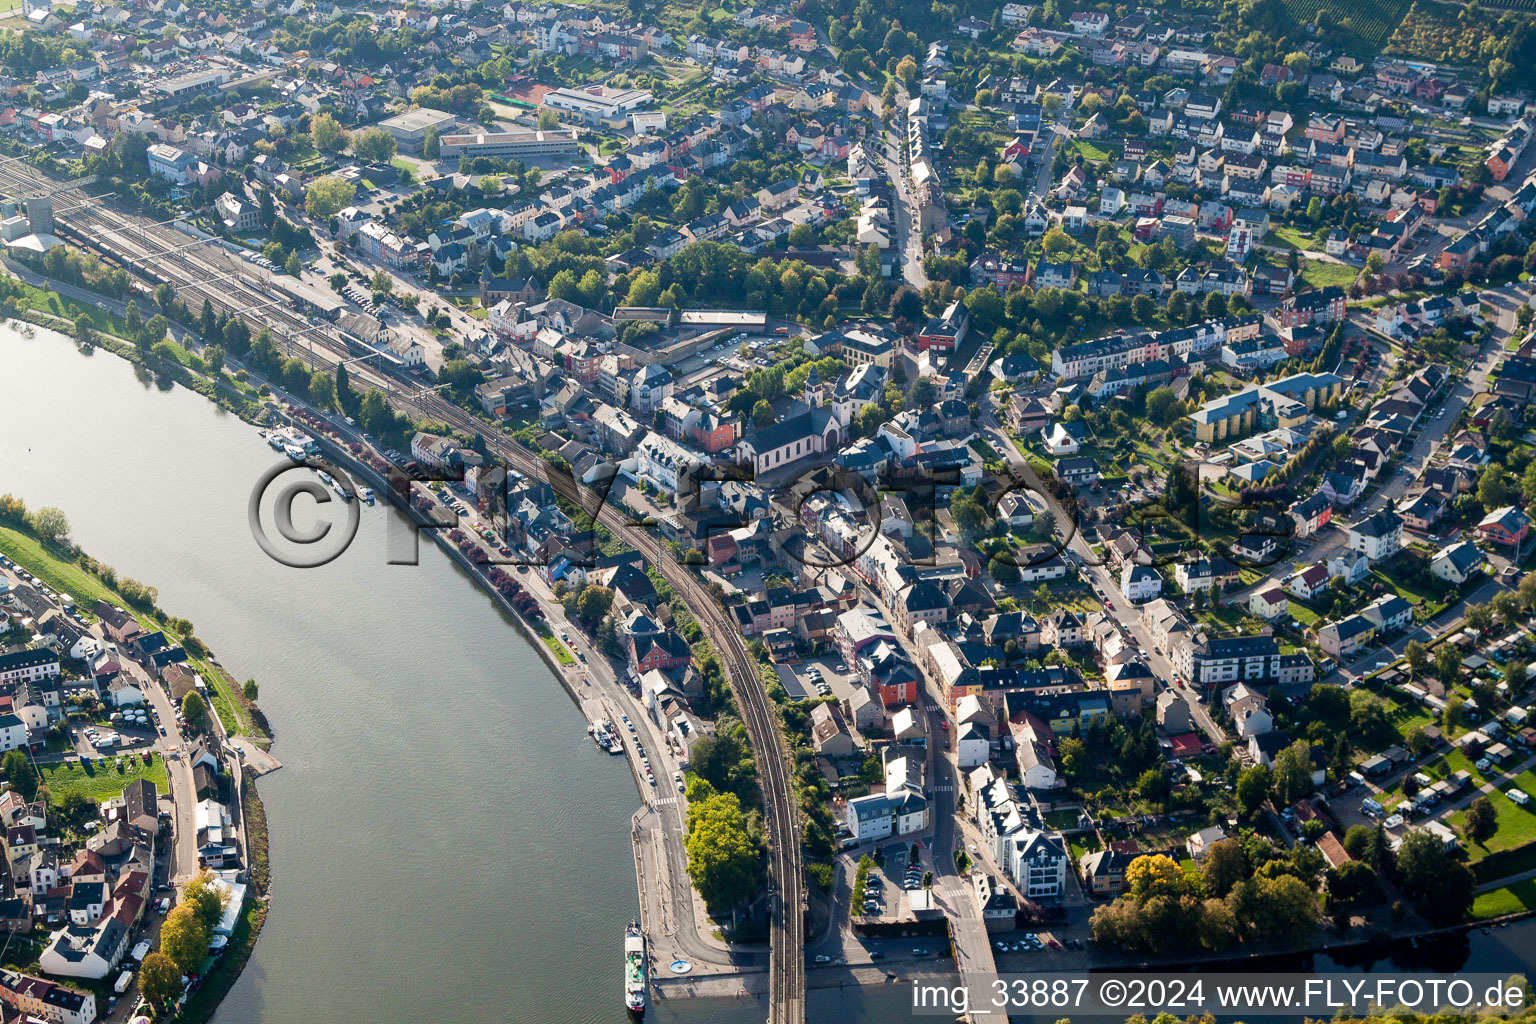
[624,922,647,1015]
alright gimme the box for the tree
[1247,873,1320,945]
[1436,644,1462,686]
[576,585,615,623]
[1,750,36,802]
[1042,226,1073,255]
[1395,828,1473,922]
[1272,740,1315,806]
[160,904,211,972]
[305,175,356,220]
[1125,854,1187,901]
[1237,764,1271,813]
[423,127,440,159]
[684,785,761,910]
[1146,387,1178,425]
[182,869,230,931]
[787,223,814,247]
[1136,767,1170,807]
[259,188,275,228]
[72,313,93,346]
[181,691,211,733]
[752,400,774,427]
[284,251,302,276]
[125,299,142,338]
[1465,796,1498,846]
[28,506,69,545]
[1201,839,1248,897]
[537,108,561,131]
[1405,640,1428,678]
[1327,860,1380,904]
[139,952,182,1008]
[309,112,350,154]
[1395,828,1447,898]
[1444,693,1466,731]
[1507,661,1528,692]
[1478,463,1514,512]
[352,127,398,163]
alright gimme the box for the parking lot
[854,844,931,921]
[778,655,859,702]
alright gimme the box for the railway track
[0,162,806,1022]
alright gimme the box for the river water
[4,327,1536,1024]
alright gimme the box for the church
[735,367,843,477]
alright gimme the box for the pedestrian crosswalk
[654,797,678,806]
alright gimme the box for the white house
[1041,422,1081,455]
[1346,508,1403,562]
[1120,563,1162,603]
[955,720,990,769]
[0,715,27,753]
[1004,830,1068,900]
[1248,586,1289,621]
[39,917,130,980]
[1431,539,1484,585]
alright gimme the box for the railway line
[0,161,806,1022]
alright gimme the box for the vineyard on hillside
[1280,0,1416,51]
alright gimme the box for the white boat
[625,922,647,1015]
[361,488,375,505]
[267,433,286,452]
[283,443,307,462]
[328,474,354,500]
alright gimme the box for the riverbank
[18,308,743,1002]
[0,510,274,1022]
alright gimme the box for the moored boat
[624,922,646,1015]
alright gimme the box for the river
[4,326,1536,1024]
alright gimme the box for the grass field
[40,755,168,806]
[1473,878,1536,919]
[192,658,249,737]
[1267,226,1322,252]
[1289,600,1320,626]
[1299,258,1360,290]
[542,634,575,665]
[0,525,124,613]
[1071,139,1117,163]
[1449,790,1536,860]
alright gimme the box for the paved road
[980,411,1227,745]
[882,129,928,291]
[806,555,999,990]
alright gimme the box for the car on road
[912,948,928,957]
[813,955,831,964]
